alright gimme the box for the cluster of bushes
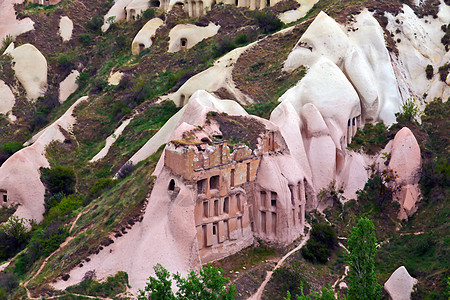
[347,122,389,155]
[0,216,30,261]
[0,141,23,165]
[356,165,401,213]
[211,33,251,58]
[32,93,60,131]
[65,271,129,297]
[251,10,283,34]
[301,223,337,263]
[0,272,19,299]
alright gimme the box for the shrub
[142,8,155,19]
[301,223,337,263]
[396,98,420,122]
[1,141,23,156]
[57,53,76,70]
[438,63,449,82]
[0,34,13,53]
[46,195,82,222]
[138,264,236,299]
[347,122,389,155]
[40,165,76,196]
[0,216,31,261]
[76,72,90,85]
[356,165,401,213]
[89,178,115,199]
[211,38,236,58]
[252,10,283,34]
[425,64,434,79]
[27,221,69,261]
[65,271,130,297]
[86,16,103,33]
[79,33,92,46]
[234,33,248,45]
[0,272,19,298]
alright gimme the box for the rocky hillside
[0,0,448,298]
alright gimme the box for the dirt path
[22,209,92,299]
[248,224,311,300]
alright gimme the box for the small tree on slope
[345,217,382,300]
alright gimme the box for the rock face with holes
[131,18,164,55]
[384,266,418,300]
[10,44,48,101]
[168,23,220,53]
[53,90,314,293]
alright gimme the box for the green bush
[0,34,13,53]
[65,271,130,297]
[252,10,283,34]
[1,141,23,155]
[86,16,103,33]
[0,216,31,261]
[57,53,76,70]
[301,223,337,263]
[347,122,389,155]
[212,38,237,58]
[79,33,92,46]
[89,178,115,200]
[234,34,248,45]
[27,221,69,261]
[0,272,19,298]
[76,72,90,86]
[142,8,155,19]
[46,195,82,222]
[40,165,76,196]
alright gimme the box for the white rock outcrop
[168,23,220,53]
[0,0,34,41]
[0,80,15,119]
[131,18,164,55]
[386,4,450,103]
[0,96,88,224]
[101,0,133,32]
[58,70,79,103]
[108,71,124,85]
[278,0,320,24]
[90,118,133,162]
[59,16,74,42]
[388,127,421,219]
[284,11,402,124]
[10,44,47,101]
[384,266,418,300]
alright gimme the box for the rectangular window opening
[203,201,208,218]
[197,179,207,194]
[210,175,220,190]
[223,197,229,214]
[214,199,219,216]
[260,191,267,208]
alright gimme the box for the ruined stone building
[164,126,312,263]
[124,0,283,21]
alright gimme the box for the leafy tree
[139,263,236,300]
[40,165,76,196]
[301,223,337,263]
[0,216,30,260]
[345,217,382,300]
[285,284,345,300]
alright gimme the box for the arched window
[180,38,188,50]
